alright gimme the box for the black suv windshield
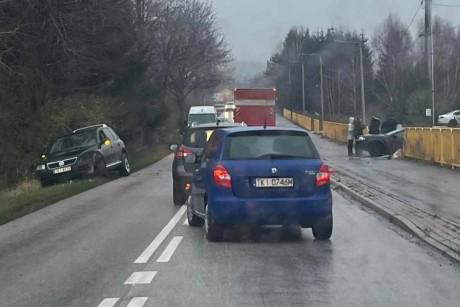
[183,128,215,148]
[224,131,319,160]
[50,130,97,154]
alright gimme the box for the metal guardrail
[404,127,460,168]
[284,108,459,169]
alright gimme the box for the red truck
[233,88,276,126]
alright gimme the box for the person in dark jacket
[353,117,365,155]
[369,116,380,134]
[347,117,355,156]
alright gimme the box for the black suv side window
[99,129,109,143]
[102,128,115,141]
[108,127,120,140]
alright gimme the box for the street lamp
[334,40,366,123]
[300,53,324,131]
[288,60,306,116]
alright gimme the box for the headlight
[36,164,46,171]
[358,136,365,141]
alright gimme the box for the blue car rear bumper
[208,193,332,226]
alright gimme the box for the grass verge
[0,145,170,226]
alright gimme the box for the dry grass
[0,146,169,225]
[4,180,41,197]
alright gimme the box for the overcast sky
[211,0,460,62]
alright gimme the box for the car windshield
[188,114,216,125]
[49,131,97,154]
[225,132,318,160]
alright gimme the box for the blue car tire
[205,204,223,242]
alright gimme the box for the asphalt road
[277,116,460,224]
[1,130,460,306]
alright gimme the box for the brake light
[316,163,330,187]
[213,164,232,189]
[174,147,193,159]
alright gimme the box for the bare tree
[373,14,413,115]
[148,0,232,124]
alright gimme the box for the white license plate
[53,166,71,174]
[255,177,293,188]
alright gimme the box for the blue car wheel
[205,204,223,242]
[312,215,333,240]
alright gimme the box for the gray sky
[211,0,460,62]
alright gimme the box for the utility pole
[359,32,366,124]
[302,62,305,115]
[319,56,324,130]
[300,53,324,130]
[426,0,435,126]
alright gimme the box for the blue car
[185,127,333,241]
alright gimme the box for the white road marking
[97,298,119,307]
[124,271,157,285]
[183,217,189,226]
[134,205,186,263]
[156,236,183,262]
[126,297,148,307]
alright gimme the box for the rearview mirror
[169,144,178,151]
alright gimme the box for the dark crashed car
[170,122,246,206]
[36,124,130,186]
[358,128,405,157]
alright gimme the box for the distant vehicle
[185,126,333,241]
[36,124,130,187]
[187,106,217,126]
[225,101,235,110]
[213,103,226,117]
[234,88,276,126]
[169,122,246,206]
[357,128,406,157]
[438,110,460,127]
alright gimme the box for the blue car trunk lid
[222,159,322,198]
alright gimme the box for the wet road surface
[0,151,460,306]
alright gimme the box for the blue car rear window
[223,131,318,160]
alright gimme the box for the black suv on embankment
[36,124,130,186]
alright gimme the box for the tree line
[265,13,460,126]
[0,0,231,189]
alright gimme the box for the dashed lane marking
[126,297,149,307]
[124,271,158,285]
[97,298,119,307]
[134,205,186,264]
[156,236,183,263]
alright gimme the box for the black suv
[36,124,130,186]
[170,122,245,205]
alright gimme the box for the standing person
[353,117,365,155]
[347,117,355,156]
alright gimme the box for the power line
[406,1,424,33]
[432,3,460,7]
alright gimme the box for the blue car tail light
[213,164,232,189]
[316,163,330,187]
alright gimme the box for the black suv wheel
[173,181,187,206]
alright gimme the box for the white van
[187,106,217,126]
